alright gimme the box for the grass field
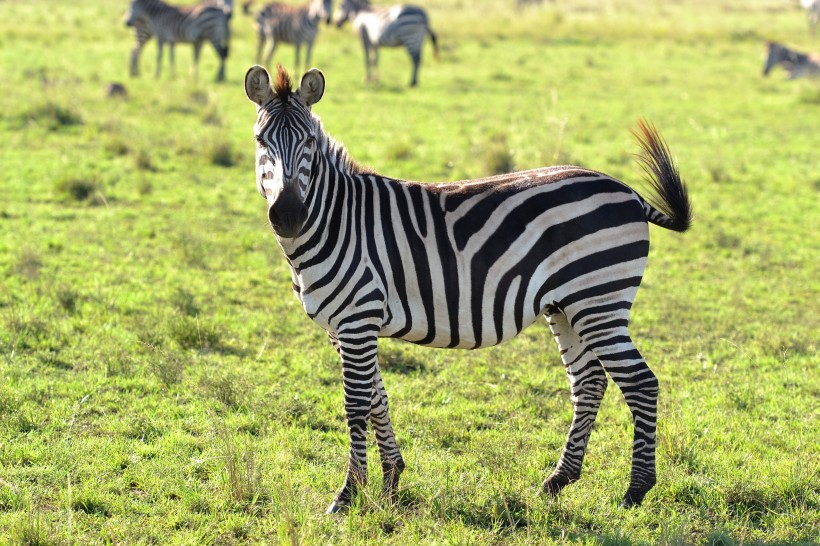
[1,0,818,544]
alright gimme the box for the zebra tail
[428,28,440,61]
[631,119,693,233]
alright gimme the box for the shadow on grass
[380,347,427,375]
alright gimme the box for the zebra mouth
[268,203,308,239]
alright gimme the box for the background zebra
[245,0,333,73]
[245,65,693,514]
[334,0,438,86]
[201,0,234,19]
[763,41,820,79]
[125,0,231,82]
[801,0,819,35]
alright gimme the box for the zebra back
[255,0,330,43]
[126,0,230,45]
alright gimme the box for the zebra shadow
[378,344,427,375]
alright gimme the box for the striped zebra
[244,65,693,513]
[334,0,438,87]
[763,41,820,79]
[125,0,231,82]
[246,0,333,73]
[202,0,234,19]
[802,0,819,36]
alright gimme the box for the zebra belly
[376,182,650,349]
[382,298,542,349]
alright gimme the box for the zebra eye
[255,135,266,146]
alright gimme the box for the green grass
[1,0,818,543]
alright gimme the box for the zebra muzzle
[268,188,308,238]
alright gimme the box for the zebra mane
[273,64,293,102]
[314,116,374,176]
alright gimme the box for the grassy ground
[0,0,818,544]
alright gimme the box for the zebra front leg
[264,39,278,69]
[155,40,164,78]
[543,310,607,497]
[304,41,314,74]
[130,42,144,77]
[256,33,266,65]
[294,43,302,76]
[169,43,176,78]
[371,365,404,504]
[359,28,372,83]
[326,333,378,514]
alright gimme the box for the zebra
[201,0,234,19]
[801,0,819,36]
[334,0,438,87]
[762,41,820,79]
[246,0,333,73]
[244,64,693,514]
[125,0,231,82]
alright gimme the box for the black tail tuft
[632,119,693,233]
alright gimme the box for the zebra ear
[245,65,274,106]
[298,69,325,106]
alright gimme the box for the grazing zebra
[334,0,438,87]
[125,0,230,82]
[801,0,819,36]
[244,64,693,513]
[763,41,820,79]
[246,0,333,73]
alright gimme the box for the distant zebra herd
[124,0,820,84]
[124,0,439,86]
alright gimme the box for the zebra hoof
[619,488,648,508]
[325,499,350,514]
[326,486,356,514]
[542,473,577,497]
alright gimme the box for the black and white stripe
[248,0,332,73]
[334,0,438,86]
[125,0,231,82]
[244,65,693,513]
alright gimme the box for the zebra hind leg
[543,309,608,497]
[370,365,405,504]
[408,50,421,87]
[577,311,658,507]
[211,39,227,82]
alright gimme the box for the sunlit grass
[0,0,817,544]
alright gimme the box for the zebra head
[763,42,798,76]
[245,65,325,239]
[310,0,334,25]
[124,0,144,28]
[334,0,368,27]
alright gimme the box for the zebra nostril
[267,205,280,227]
